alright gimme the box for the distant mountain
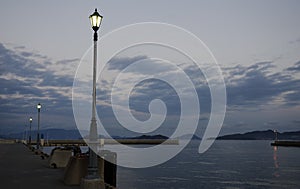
[2,129,171,141]
[280,131,300,140]
[217,130,300,140]
[128,134,169,140]
[178,134,201,140]
[8,128,300,141]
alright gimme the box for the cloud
[286,61,300,72]
[292,120,300,124]
[94,56,300,125]
[97,56,211,118]
[1,42,300,135]
[0,43,76,130]
[104,57,300,114]
[289,37,300,45]
[107,55,147,71]
[129,78,181,115]
[225,61,300,109]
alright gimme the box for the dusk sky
[1,1,300,137]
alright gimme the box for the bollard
[64,150,117,187]
[64,154,105,186]
[40,139,45,147]
[49,148,73,168]
[99,150,117,187]
[64,155,89,185]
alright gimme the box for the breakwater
[271,140,300,147]
[29,139,179,146]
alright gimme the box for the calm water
[117,140,300,189]
[42,140,300,188]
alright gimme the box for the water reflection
[273,146,280,177]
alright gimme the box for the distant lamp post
[29,117,33,145]
[36,103,42,150]
[274,129,278,141]
[85,8,103,181]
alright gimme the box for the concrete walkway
[0,143,80,189]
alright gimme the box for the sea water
[117,140,300,189]
[42,140,300,189]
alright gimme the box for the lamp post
[36,103,41,150]
[29,117,32,145]
[86,8,103,180]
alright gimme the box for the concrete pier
[271,140,300,147]
[29,138,179,146]
[0,143,80,189]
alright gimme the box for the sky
[0,0,300,137]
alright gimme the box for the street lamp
[86,8,103,180]
[36,103,41,150]
[29,117,33,145]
